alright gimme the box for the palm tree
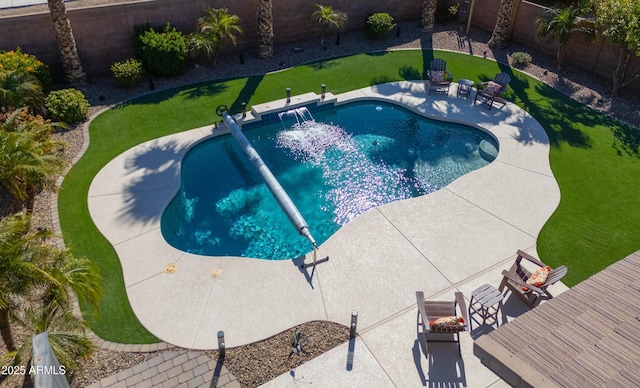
[488,0,516,48]
[421,0,438,30]
[536,3,594,69]
[47,0,86,85]
[189,7,243,66]
[0,212,102,353]
[0,71,45,113]
[0,108,67,212]
[257,0,274,58]
[11,300,93,375]
[311,4,348,48]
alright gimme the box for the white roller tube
[221,112,317,248]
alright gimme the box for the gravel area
[1,13,640,388]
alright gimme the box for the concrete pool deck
[88,80,566,386]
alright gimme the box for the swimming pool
[161,101,498,260]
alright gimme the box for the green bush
[45,88,89,123]
[0,47,52,92]
[111,58,145,88]
[137,23,188,77]
[510,51,532,69]
[364,13,396,40]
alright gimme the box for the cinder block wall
[0,0,638,90]
[0,0,420,78]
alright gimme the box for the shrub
[0,47,52,92]
[45,88,89,123]
[137,23,188,77]
[510,51,532,69]
[364,13,396,40]
[111,58,145,88]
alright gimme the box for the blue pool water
[161,101,498,260]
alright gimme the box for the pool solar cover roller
[218,107,325,263]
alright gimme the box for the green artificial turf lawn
[60,50,640,343]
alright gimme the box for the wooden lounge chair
[427,58,454,95]
[416,291,468,357]
[473,72,511,110]
[498,250,568,309]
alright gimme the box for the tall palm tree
[47,0,86,85]
[0,71,45,113]
[488,0,516,48]
[0,108,67,212]
[257,0,274,58]
[189,7,243,66]
[311,4,348,48]
[421,0,438,30]
[0,212,102,353]
[536,3,594,69]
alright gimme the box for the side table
[469,283,503,329]
[457,79,474,99]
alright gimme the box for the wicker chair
[427,58,454,95]
[416,291,468,357]
[498,250,568,309]
[473,72,511,110]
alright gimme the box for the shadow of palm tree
[230,74,264,115]
[118,139,185,224]
[306,59,339,70]
[370,75,396,86]
[399,65,422,81]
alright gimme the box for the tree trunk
[612,46,627,96]
[421,0,437,30]
[257,0,274,59]
[47,0,86,85]
[488,0,515,49]
[0,308,16,353]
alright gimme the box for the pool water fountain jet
[278,106,314,126]
[216,105,328,267]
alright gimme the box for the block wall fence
[0,0,638,90]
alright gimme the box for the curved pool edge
[87,80,561,349]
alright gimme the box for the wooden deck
[474,250,640,387]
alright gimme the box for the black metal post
[286,87,291,103]
[321,84,326,99]
[217,331,225,358]
[241,102,247,118]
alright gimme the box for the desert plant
[364,12,396,40]
[189,7,243,66]
[0,71,45,113]
[110,58,145,88]
[0,109,67,212]
[536,2,594,69]
[45,88,88,123]
[510,51,532,68]
[312,4,348,48]
[0,48,51,92]
[137,22,188,77]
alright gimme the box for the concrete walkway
[87,81,566,387]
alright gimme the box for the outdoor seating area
[475,249,640,387]
[474,72,512,110]
[416,250,567,360]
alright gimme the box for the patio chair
[428,58,454,95]
[473,72,511,110]
[416,291,468,357]
[498,250,568,309]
